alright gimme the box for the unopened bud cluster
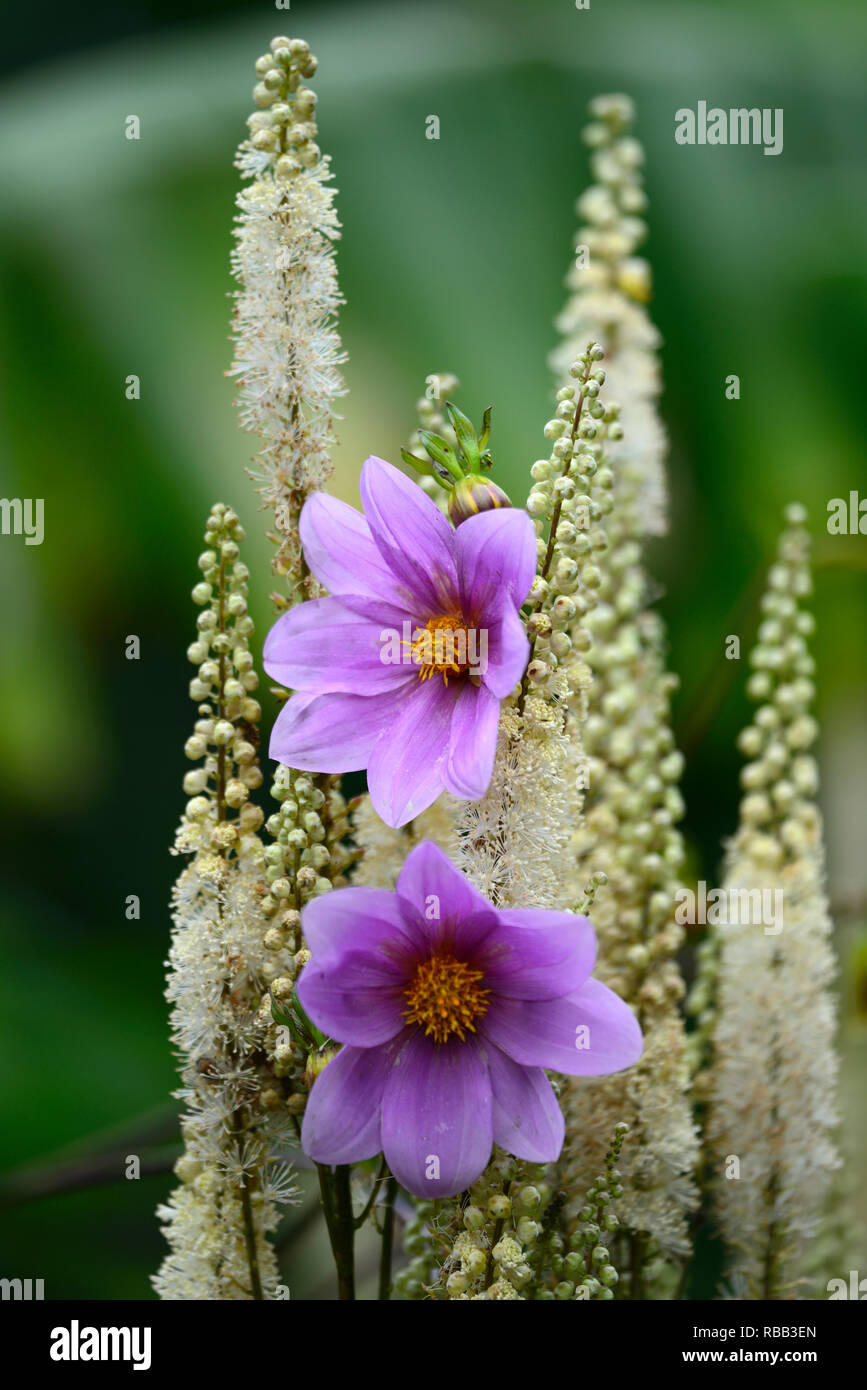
[256,766,355,1110]
[246,36,321,179]
[552,95,666,536]
[155,506,299,1301]
[579,534,687,1005]
[558,359,698,1280]
[524,342,617,709]
[179,505,264,856]
[262,769,355,918]
[555,1125,628,1300]
[578,95,649,300]
[449,348,625,1261]
[730,504,820,867]
[400,1154,556,1300]
[706,506,839,1299]
[230,35,346,590]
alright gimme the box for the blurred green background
[1,0,865,1299]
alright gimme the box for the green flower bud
[515,1185,542,1213]
[515,1218,541,1244]
[487,1193,511,1219]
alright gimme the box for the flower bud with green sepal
[400,402,513,526]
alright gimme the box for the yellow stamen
[403,952,490,1045]
[406,614,472,686]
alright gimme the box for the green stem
[332,1165,356,1300]
[355,1156,387,1231]
[378,1174,399,1300]
[234,1112,264,1301]
[316,1162,336,1242]
[317,1163,356,1299]
[629,1231,644,1301]
[485,1216,505,1286]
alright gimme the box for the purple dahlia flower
[297,841,642,1198]
[263,455,536,828]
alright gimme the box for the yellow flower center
[409,614,473,685]
[403,952,490,1045]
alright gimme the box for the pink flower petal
[298,890,422,1047]
[361,456,460,618]
[455,506,537,618]
[298,951,408,1047]
[445,680,500,801]
[301,1042,404,1166]
[482,977,643,1076]
[476,909,597,1000]
[395,839,493,928]
[300,491,417,614]
[484,1043,565,1163]
[381,1031,493,1197]
[481,600,531,699]
[270,689,399,771]
[366,678,457,827]
[263,596,413,694]
[302,886,425,966]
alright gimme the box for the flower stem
[316,1161,336,1230]
[317,1163,356,1299]
[378,1173,398,1300]
[485,1216,505,1286]
[354,1155,387,1231]
[332,1165,356,1300]
[628,1231,644,1301]
[234,1110,264,1301]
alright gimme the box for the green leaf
[269,992,294,1027]
[417,429,463,482]
[293,991,327,1048]
[478,405,493,452]
[269,990,325,1049]
[400,447,435,477]
[443,402,480,471]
